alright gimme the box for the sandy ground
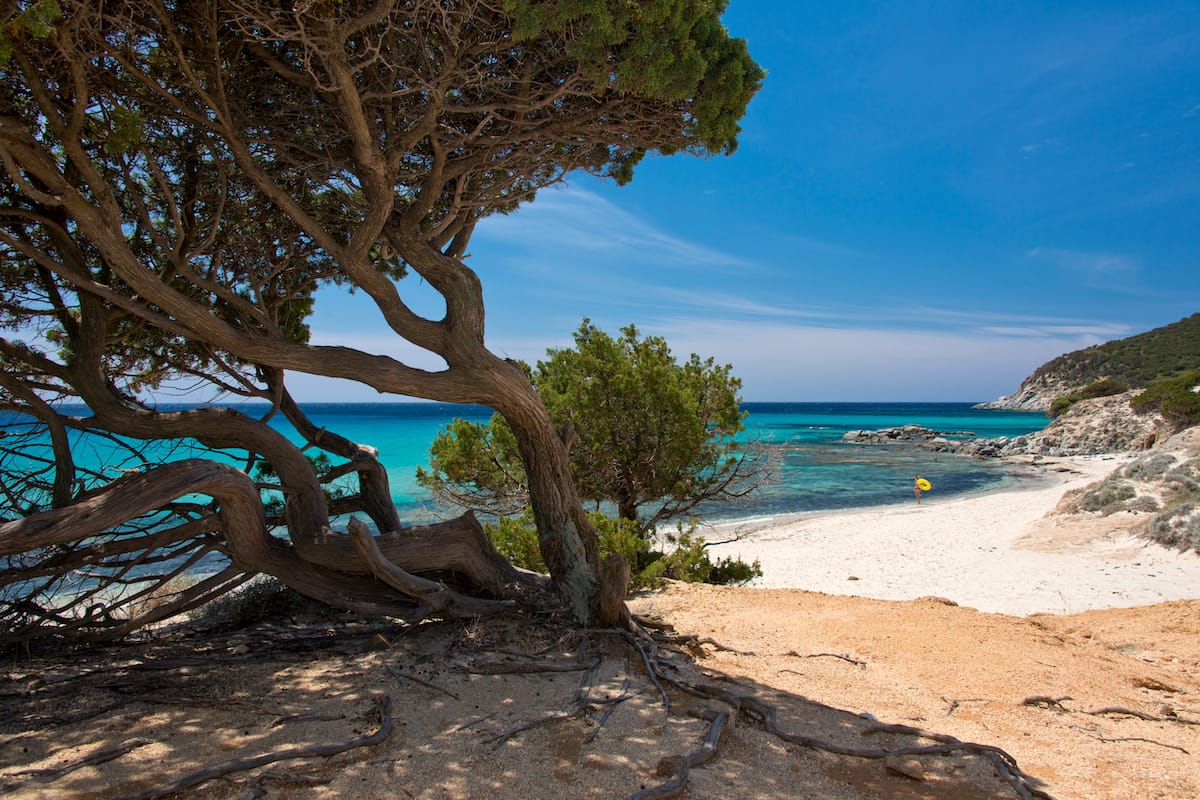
[700,454,1200,615]
[2,455,1199,800]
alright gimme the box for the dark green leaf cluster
[418,320,768,529]
[1048,377,1130,418]
[1032,313,1200,391]
[1130,370,1200,430]
[504,0,764,159]
[0,1,61,65]
[415,415,528,517]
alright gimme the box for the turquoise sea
[1,402,1050,525]
[274,401,1050,524]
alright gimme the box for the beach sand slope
[702,455,1200,615]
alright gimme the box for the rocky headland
[844,390,1167,458]
[842,388,1200,556]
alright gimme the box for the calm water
[283,401,1050,523]
[3,402,1050,525]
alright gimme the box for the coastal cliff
[977,312,1200,412]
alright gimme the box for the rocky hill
[979,312,1200,412]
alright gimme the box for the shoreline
[697,453,1200,616]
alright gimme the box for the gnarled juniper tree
[0,0,762,637]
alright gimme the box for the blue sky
[296,1,1200,403]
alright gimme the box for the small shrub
[1142,503,1200,554]
[1163,464,1200,496]
[1077,481,1137,515]
[1125,495,1161,513]
[1122,454,1177,481]
[646,525,762,587]
[1051,395,1080,417]
[594,513,654,576]
[486,513,546,573]
[1078,377,1130,399]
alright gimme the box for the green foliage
[642,525,762,586]
[0,1,61,65]
[484,513,760,590]
[1131,370,1200,430]
[536,320,760,526]
[486,513,548,574]
[1049,377,1130,417]
[502,0,764,161]
[422,320,766,529]
[415,415,527,516]
[1033,313,1200,393]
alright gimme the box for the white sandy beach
[701,454,1200,616]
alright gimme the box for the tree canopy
[0,0,763,635]
[419,320,769,529]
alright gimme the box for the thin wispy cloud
[647,291,1129,342]
[472,185,752,270]
[1019,138,1063,157]
[1027,247,1142,291]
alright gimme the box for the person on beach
[914,474,923,504]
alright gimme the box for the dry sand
[700,454,1200,615]
[3,454,1199,800]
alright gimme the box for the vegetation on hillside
[1036,313,1200,391]
[1131,370,1200,431]
[1049,378,1130,418]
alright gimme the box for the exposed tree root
[1023,695,1200,726]
[656,633,755,656]
[458,655,598,674]
[483,650,632,749]
[385,664,461,700]
[942,696,988,716]
[1021,694,1073,712]
[631,617,1057,800]
[1085,705,1200,725]
[1068,724,1191,754]
[110,696,393,800]
[784,649,867,668]
[2,737,152,788]
[626,708,727,800]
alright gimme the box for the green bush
[487,513,548,573]
[1132,370,1200,430]
[1050,378,1130,418]
[483,513,761,590]
[1077,481,1138,515]
[1049,397,1074,418]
